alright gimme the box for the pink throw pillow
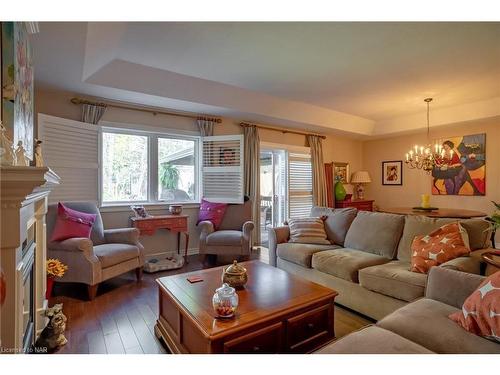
[50,202,97,242]
[197,199,228,230]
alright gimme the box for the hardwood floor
[49,249,371,354]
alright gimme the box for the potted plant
[485,201,500,249]
[46,259,68,299]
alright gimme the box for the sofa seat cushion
[206,230,243,246]
[377,298,500,353]
[94,243,140,268]
[277,243,339,268]
[344,211,405,259]
[316,326,434,354]
[311,248,390,283]
[359,261,427,302]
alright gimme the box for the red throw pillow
[410,222,470,274]
[50,202,97,242]
[197,199,228,230]
[449,272,500,342]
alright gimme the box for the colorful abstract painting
[431,133,486,196]
[1,22,33,160]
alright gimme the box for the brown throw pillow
[288,217,330,245]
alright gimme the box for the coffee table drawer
[223,323,283,354]
[286,304,331,352]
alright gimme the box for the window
[101,129,200,205]
[102,132,148,202]
[288,152,313,218]
[158,137,197,202]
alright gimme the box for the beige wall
[35,87,363,254]
[362,118,500,217]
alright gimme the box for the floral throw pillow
[449,271,500,343]
[410,222,470,274]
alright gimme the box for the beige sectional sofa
[318,267,500,354]
[268,207,492,320]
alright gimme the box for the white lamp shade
[351,171,371,184]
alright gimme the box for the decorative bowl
[169,205,183,215]
[222,260,248,289]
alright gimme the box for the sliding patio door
[260,149,287,245]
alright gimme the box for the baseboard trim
[146,248,199,259]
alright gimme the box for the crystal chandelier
[405,98,454,173]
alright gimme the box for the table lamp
[351,171,371,200]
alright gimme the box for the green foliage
[160,162,180,190]
[487,201,500,231]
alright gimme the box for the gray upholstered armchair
[198,199,255,259]
[47,201,145,300]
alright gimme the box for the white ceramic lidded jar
[212,283,239,318]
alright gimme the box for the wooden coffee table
[154,260,338,353]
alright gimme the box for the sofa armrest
[49,237,94,255]
[104,228,140,246]
[242,221,255,241]
[425,267,485,309]
[198,220,215,235]
[268,226,290,267]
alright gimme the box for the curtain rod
[240,122,326,139]
[70,97,222,123]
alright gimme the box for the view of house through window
[158,137,196,202]
[102,132,148,202]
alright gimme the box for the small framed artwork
[333,162,350,183]
[131,205,149,218]
[382,160,403,185]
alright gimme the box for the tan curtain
[307,135,328,207]
[243,124,261,246]
[81,103,107,124]
[197,119,215,136]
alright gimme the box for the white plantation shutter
[38,114,99,204]
[202,135,244,203]
[288,152,313,218]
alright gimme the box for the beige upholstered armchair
[198,199,255,259]
[47,201,145,300]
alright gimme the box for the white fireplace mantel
[0,166,60,352]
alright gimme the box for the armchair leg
[88,284,98,301]
[135,267,143,282]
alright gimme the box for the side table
[130,215,190,262]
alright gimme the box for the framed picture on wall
[333,162,350,183]
[382,160,403,185]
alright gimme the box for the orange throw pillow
[410,222,470,274]
[449,271,500,342]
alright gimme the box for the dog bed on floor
[144,254,185,273]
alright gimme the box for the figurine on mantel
[0,121,16,166]
[15,140,30,166]
[34,139,45,167]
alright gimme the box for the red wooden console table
[130,215,190,262]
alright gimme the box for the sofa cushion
[344,211,405,259]
[50,202,97,242]
[359,261,427,302]
[397,216,491,262]
[288,217,330,245]
[316,326,434,354]
[311,248,390,283]
[206,230,243,246]
[277,243,339,268]
[310,206,357,246]
[94,243,140,268]
[377,298,500,353]
[197,199,228,230]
